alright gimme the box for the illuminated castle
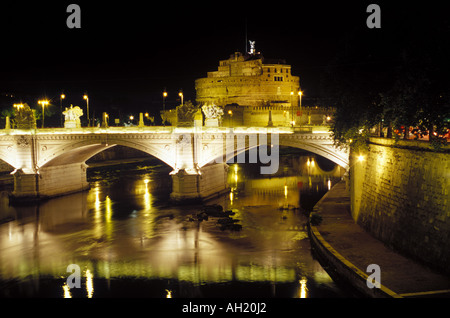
[194,43,316,127]
[195,49,301,108]
[161,43,333,127]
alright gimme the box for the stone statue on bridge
[63,105,83,128]
[201,103,223,127]
[176,101,199,127]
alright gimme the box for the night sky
[0,1,448,124]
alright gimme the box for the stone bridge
[0,126,348,203]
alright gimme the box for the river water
[0,149,353,298]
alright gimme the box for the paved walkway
[309,181,450,298]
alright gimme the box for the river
[0,148,353,298]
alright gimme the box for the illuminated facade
[195,51,301,108]
[194,49,332,127]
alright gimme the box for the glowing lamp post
[60,94,65,127]
[290,91,294,127]
[83,94,89,126]
[228,110,233,126]
[179,91,183,106]
[38,100,49,128]
[163,91,168,126]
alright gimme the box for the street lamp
[38,100,49,128]
[83,94,89,126]
[163,90,168,126]
[290,91,294,127]
[60,93,65,127]
[178,90,183,106]
[228,109,233,126]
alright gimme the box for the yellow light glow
[298,91,303,96]
[229,191,234,204]
[62,283,72,298]
[144,178,150,184]
[299,277,308,298]
[105,196,112,223]
[61,94,65,99]
[163,92,168,97]
[358,155,365,162]
[326,116,331,121]
[86,269,94,298]
[166,289,172,298]
[83,95,88,100]
[284,185,288,198]
[95,188,101,212]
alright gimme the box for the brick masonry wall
[351,138,450,274]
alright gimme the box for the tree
[322,5,450,150]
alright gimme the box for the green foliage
[321,9,450,148]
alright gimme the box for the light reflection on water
[0,153,351,298]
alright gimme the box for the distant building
[195,51,301,109]
[164,46,333,127]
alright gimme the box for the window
[274,76,283,81]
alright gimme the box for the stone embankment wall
[350,137,450,274]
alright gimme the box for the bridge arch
[278,136,349,169]
[198,133,349,171]
[38,135,176,169]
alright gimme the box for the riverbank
[308,181,450,298]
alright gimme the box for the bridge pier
[10,163,90,204]
[170,163,229,202]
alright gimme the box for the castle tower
[195,50,301,109]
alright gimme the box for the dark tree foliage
[320,4,450,151]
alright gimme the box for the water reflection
[299,277,308,298]
[0,153,348,298]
